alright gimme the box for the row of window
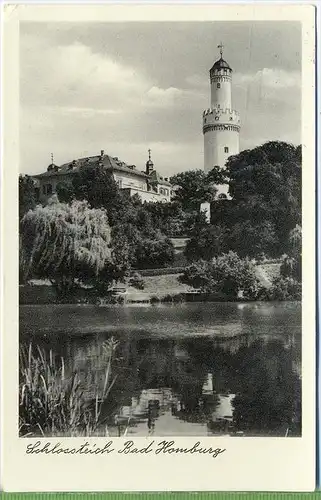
[116,178,170,197]
[159,188,170,196]
[41,180,171,197]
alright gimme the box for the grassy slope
[127,262,281,299]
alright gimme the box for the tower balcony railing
[203,107,240,117]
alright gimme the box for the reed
[19,338,122,437]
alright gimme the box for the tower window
[224,147,229,153]
[217,83,221,89]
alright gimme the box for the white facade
[34,153,172,204]
[203,49,240,197]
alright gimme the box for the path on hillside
[255,263,281,288]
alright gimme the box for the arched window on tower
[224,147,229,153]
[217,83,221,88]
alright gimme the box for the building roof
[34,154,149,179]
[149,170,171,187]
[210,57,232,72]
[34,152,172,186]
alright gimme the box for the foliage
[19,175,37,220]
[129,272,145,290]
[56,165,125,226]
[231,339,301,433]
[55,166,176,269]
[179,251,259,299]
[150,295,161,304]
[269,276,301,301]
[227,220,279,258]
[206,165,229,185]
[224,141,301,256]
[19,339,119,437]
[133,234,175,269]
[56,181,75,204]
[288,224,301,259]
[170,169,218,210]
[184,224,228,262]
[20,198,113,297]
[143,201,188,236]
[280,256,301,282]
[279,225,301,282]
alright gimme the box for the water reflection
[20,303,301,437]
[39,333,301,437]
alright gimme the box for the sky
[20,21,301,177]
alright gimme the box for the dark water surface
[20,301,301,437]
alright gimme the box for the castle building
[203,44,241,197]
[33,149,173,204]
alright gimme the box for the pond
[19,301,301,437]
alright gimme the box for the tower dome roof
[210,57,232,72]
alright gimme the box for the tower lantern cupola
[145,148,154,175]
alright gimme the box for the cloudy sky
[20,21,301,176]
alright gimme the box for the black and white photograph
[18,18,305,440]
[1,3,316,492]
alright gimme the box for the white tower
[203,43,240,197]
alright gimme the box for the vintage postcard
[1,3,316,492]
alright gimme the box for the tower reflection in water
[67,330,301,437]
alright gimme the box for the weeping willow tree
[20,198,112,296]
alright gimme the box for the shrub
[179,251,259,300]
[280,255,301,281]
[161,294,174,303]
[129,272,145,290]
[270,276,301,301]
[172,293,185,303]
[150,295,161,304]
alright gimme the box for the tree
[206,165,228,186]
[19,175,37,220]
[58,164,126,226]
[184,224,228,262]
[20,198,113,297]
[133,233,175,269]
[179,251,259,299]
[227,220,279,258]
[56,181,75,204]
[288,224,301,260]
[143,201,188,236]
[225,141,301,255]
[170,169,218,210]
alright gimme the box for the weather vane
[218,42,224,57]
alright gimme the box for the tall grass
[19,337,120,437]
